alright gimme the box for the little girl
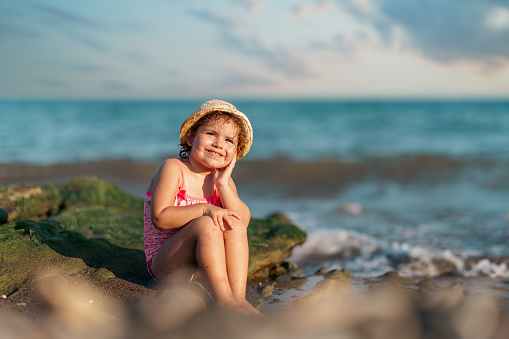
[144,99,261,315]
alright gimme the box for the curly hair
[179,111,247,159]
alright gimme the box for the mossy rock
[247,213,307,278]
[90,267,116,283]
[61,176,143,211]
[0,221,87,295]
[0,184,63,224]
[50,206,144,250]
[2,218,151,294]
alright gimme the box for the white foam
[289,228,509,279]
[465,259,509,279]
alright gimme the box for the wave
[2,153,508,195]
[290,229,509,279]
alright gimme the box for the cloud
[0,21,40,39]
[101,81,130,92]
[293,4,312,22]
[188,8,239,31]
[220,31,313,79]
[359,0,509,67]
[218,70,276,88]
[485,6,509,31]
[65,63,105,73]
[188,6,314,79]
[36,78,68,88]
[293,1,334,22]
[235,0,265,14]
[31,3,106,30]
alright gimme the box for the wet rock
[294,270,352,306]
[283,261,302,277]
[314,268,327,275]
[247,213,307,278]
[251,298,264,310]
[269,266,287,280]
[418,279,438,295]
[260,284,274,298]
[372,271,414,287]
[324,268,352,283]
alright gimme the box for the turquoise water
[1,100,509,164]
[1,100,509,279]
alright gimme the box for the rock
[90,268,115,283]
[294,276,351,307]
[371,271,414,287]
[283,261,302,277]
[247,213,307,278]
[417,279,438,295]
[251,298,264,310]
[0,219,88,295]
[314,268,327,275]
[260,284,274,298]
[269,266,287,280]
[324,268,352,284]
[0,184,62,224]
[61,176,143,211]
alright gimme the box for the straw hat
[180,99,253,158]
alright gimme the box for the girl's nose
[213,138,223,148]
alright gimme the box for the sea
[1,100,509,280]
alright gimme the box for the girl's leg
[223,220,263,315]
[223,219,249,300]
[151,216,234,305]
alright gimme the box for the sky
[1,0,509,100]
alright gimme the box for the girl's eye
[226,138,234,144]
[207,132,215,136]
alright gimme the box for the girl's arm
[150,159,241,230]
[214,156,251,225]
[150,160,206,230]
[217,178,250,225]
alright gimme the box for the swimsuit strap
[173,158,185,190]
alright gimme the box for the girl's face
[188,118,239,170]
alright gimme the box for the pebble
[1,294,7,299]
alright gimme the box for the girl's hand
[213,156,236,187]
[203,204,241,231]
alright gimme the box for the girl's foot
[235,299,264,316]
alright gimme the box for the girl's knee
[192,216,223,237]
[228,219,248,235]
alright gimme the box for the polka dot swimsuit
[143,158,222,265]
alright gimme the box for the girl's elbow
[151,215,164,230]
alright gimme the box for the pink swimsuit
[143,158,222,280]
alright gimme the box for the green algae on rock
[0,220,87,295]
[0,184,62,224]
[247,213,307,278]
[61,176,143,211]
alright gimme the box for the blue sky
[1,0,509,99]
